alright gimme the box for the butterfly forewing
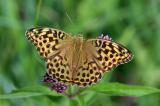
[86,39,133,72]
[26,27,72,59]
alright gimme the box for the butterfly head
[74,35,84,42]
[77,34,83,38]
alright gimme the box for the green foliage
[86,83,160,97]
[0,83,159,99]
[0,86,61,99]
[0,0,160,106]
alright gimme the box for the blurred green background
[0,0,160,106]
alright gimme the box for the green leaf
[85,83,160,97]
[76,95,86,106]
[0,85,62,99]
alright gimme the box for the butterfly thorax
[70,36,84,74]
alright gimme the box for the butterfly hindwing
[46,54,72,84]
[73,61,103,87]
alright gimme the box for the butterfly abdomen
[70,37,84,76]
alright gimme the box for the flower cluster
[98,34,112,41]
[50,82,67,93]
[43,73,67,93]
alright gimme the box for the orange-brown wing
[26,27,72,59]
[26,27,73,84]
[86,39,133,71]
[72,39,133,87]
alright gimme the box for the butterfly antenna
[65,11,83,37]
[66,12,75,26]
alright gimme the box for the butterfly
[26,27,133,87]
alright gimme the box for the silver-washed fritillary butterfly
[26,27,133,87]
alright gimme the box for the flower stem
[64,86,81,99]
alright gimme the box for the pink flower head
[50,82,67,93]
[42,73,67,93]
[98,34,112,41]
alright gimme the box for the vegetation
[0,0,160,106]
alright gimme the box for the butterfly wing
[26,27,72,59]
[26,27,73,84]
[73,38,133,87]
[73,60,103,87]
[86,39,133,71]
